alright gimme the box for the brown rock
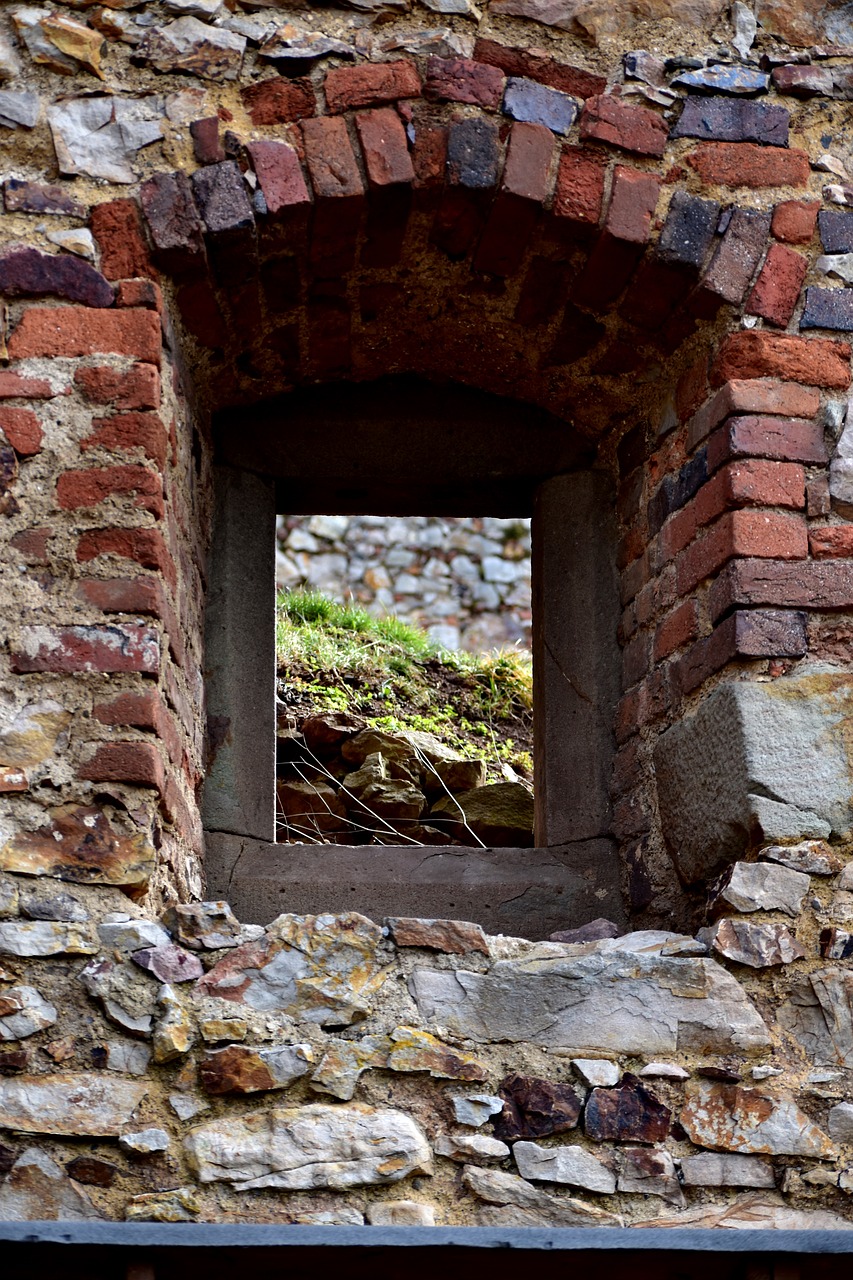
[301,713,368,754]
[277,778,347,836]
[584,1074,671,1144]
[493,1073,582,1141]
[0,247,113,308]
[4,178,85,216]
[0,806,155,886]
[65,1156,117,1187]
[385,917,489,955]
[431,782,534,846]
[200,1043,313,1095]
[550,918,621,944]
[681,1081,835,1156]
[702,918,807,968]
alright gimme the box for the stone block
[819,211,853,253]
[801,286,853,331]
[672,95,789,145]
[503,78,577,134]
[655,672,853,883]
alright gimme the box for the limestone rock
[98,919,171,956]
[585,1075,671,1144]
[0,92,39,130]
[493,1074,581,1141]
[0,985,57,1041]
[385,916,489,955]
[829,1103,853,1144]
[431,783,534,846]
[161,901,252,950]
[0,877,18,918]
[259,27,357,64]
[48,97,165,185]
[779,968,853,1066]
[119,1128,170,1155]
[311,1026,487,1101]
[0,1149,101,1220]
[680,1081,835,1157]
[0,697,71,768]
[366,1200,436,1225]
[700,919,807,969]
[152,984,195,1063]
[185,1103,432,1190]
[452,1093,504,1127]
[0,32,22,80]
[712,862,810,916]
[81,958,159,1037]
[618,1147,683,1204]
[137,17,246,80]
[572,1058,620,1087]
[0,806,155,886]
[132,943,204,984]
[20,884,88,922]
[513,1140,616,1192]
[197,911,390,1027]
[639,1190,853,1229]
[761,841,841,877]
[639,1062,689,1080]
[436,1133,509,1163]
[655,675,853,882]
[0,920,96,957]
[680,1151,776,1187]
[105,1041,150,1076]
[200,1043,313,1095]
[125,1187,200,1222]
[463,1165,622,1226]
[0,1074,146,1136]
[409,945,770,1055]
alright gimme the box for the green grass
[275,589,533,779]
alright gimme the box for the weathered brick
[654,598,698,661]
[687,379,820,450]
[474,123,553,276]
[4,177,84,217]
[707,414,827,469]
[686,143,810,188]
[772,200,820,245]
[446,118,501,190]
[503,78,577,134]
[580,95,668,157]
[301,117,364,200]
[801,287,853,332]
[747,243,808,327]
[676,360,709,423]
[241,77,315,127]
[10,623,160,674]
[139,172,206,276]
[709,558,853,620]
[473,39,605,99]
[671,96,789,146]
[8,308,161,365]
[412,124,447,189]
[553,146,606,226]
[696,208,772,308]
[810,526,853,558]
[0,247,114,308]
[0,371,54,399]
[247,141,310,217]
[807,475,831,517]
[676,509,808,594]
[500,120,554,203]
[605,166,660,243]
[76,576,166,617]
[93,690,182,768]
[819,210,853,253]
[771,65,834,96]
[677,609,807,693]
[425,57,504,109]
[515,257,570,325]
[175,279,228,348]
[191,161,254,235]
[114,279,162,311]
[664,460,804,553]
[656,192,720,268]
[355,109,415,187]
[622,630,652,689]
[78,742,165,794]
[77,527,176,589]
[10,527,52,561]
[189,116,224,166]
[82,411,168,469]
[74,365,160,412]
[90,199,153,282]
[325,60,420,113]
[648,449,708,535]
[711,332,851,389]
[0,407,42,456]
[57,465,163,517]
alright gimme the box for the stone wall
[276,514,532,651]
[3,0,853,1231]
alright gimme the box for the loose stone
[513,1140,617,1192]
[385,917,489,955]
[81,959,158,1037]
[639,1062,690,1079]
[0,986,56,1041]
[119,1128,170,1155]
[137,17,246,81]
[0,1148,101,1221]
[680,1151,776,1187]
[152,984,195,1063]
[132,943,204,984]
[105,1041,151,1076]
[0,921,97,957]
[617,1147,683,1204]
[572,1058,620,1087]
[162,901,255,950]
[125,1187,200,1222]
[366,1200,436,1225]
[829,1103,853,1144]
[452,1093,505,1127]
[760,842,842,876]
[435,1133,510,1163]
[779,968,853,1067]
[462,1165,622,1227]
[712,861,810,915]
[680,1081,835,1157]
[65,1156,118,1188]
[99,920,171,956]
[700,919,807,968]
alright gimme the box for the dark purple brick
[648,448,708,535]
[801,286,853,331]
[819,210,853,253]
[0,247,114,308]
[731,608,807,656]
[191,161,254,234]
[503,77,577,135]
[446,118,501,189]
[140,171,206,275]
[671,96,789,146]
[657,191,720,268]
[698,208,772,306]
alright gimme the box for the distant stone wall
[276,515,532,652]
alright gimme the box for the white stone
[716,861,810,916]
[164,0,223,14]
[0,986,57,1040]
[681,1081,835,1158]
[120,1128,170,1154]
[482,556,519,584]
[818,253,853,284]
[48,96,164,185]
[139,16,245,80]
[307,514,349,541]
[0,91,40,129]
[572,1058,620,1087]
[435,1133,509,1163]
[680,1151,775,1187]
[0,33,22,80]
[98,919,172,955]
[47,228,96,260]
[366,1200,436,1225]
[0,920,96,956]
[731,0,757,57]
[169,1093,209,1121]
[451,1093,504,1127]
[514,1141,616,1193]
[779,967,853,1066]
[639,1061,689,1079]
[106,1041,151,1076]
[462,1166,621,1226]
[829,1102,853,1144]
[0,1074,147,1136]
[185,1104,432,1190]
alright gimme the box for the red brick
[676,358,709,422]
[0,406,42,455]
[412,125,447,189]
[57,465,163,517]
[472,38,605,99]
[75,365,160,412]
[707,414,827,469]
[175,279,228,350]
[189,116,225,165]
[676,509,808,593]
[82,411,167,469]
[772,199,819,245]
[686,143,810,188]
[8,308,161,365]
[10,623,160,674]
[746,243,808,327]
[76,527,176,589]
[654,598,698,661]
[301,117,364,200]
[687,379,820,450]
[553,146,606,226]
[114,279,162,311]
[10,526,51,561]
[605,165,660,243]
[710,558,853,619]
[622,630,651,689]
[90,199,153,282]
[580,95,668,158]
[93,689,182,767]
[76,575,165,616]
[424,57,503,109]
[716,458,805,509]
[807,475,831,517]
[324,60,421,113]
[711,332,851,390]
[246,140,311,214]
[615,684,647,742]
[355,108,415,187]
[677,609,807,693]
[810,526,853,559]
[241,77,315,126]
[0,371,54,399]
[78,742,165,794]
